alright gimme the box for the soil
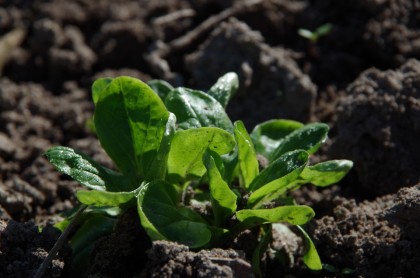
[0,0,419,277]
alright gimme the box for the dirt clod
[0,219,70,278]
[144,240,251,278]
[331,59,420,196]
[186,18,316,127]
[311,184,420,277]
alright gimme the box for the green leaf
[167,127,235,180]
[207,72,239,108]
[69,212,116,276]
[54,219,70,232]
[164,87,233,132]
[92,77,113,105]
[235,205,315,230]
[76,188,139,207]
[249,150,308,192]
[147,79,174,101]
[298,29,315,41]
[252,224,272,278]
[315,23,333,37]
[248,150,308,208]
[137,181,211,248]
[203,150,237,226]
[300,160,353,187]
[93,76,169,183]
[270,123,329,162]
[159,220,212,248]
[250,119,303,158]
[45,146,132,191]
[70,213,116,256]
[220,149,238,184]
[296,225,322,271]
[146,113,177,180]
[234,121,259,189]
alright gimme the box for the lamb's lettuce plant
[45,73,352,275]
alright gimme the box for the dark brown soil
[331,59,420,197]
[0,0,419,277]
[0,219,70,277]
[143,241,251,278]
[310,184,420,278]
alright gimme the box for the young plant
[45,73,352,276]
[138,118,352,270]
[44,73,239,272]
[298,23,333,44]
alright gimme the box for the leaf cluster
[45,73,352,274]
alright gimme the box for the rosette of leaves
[44,74,239,272]
[45,73,352,276]
[137,75,353,271]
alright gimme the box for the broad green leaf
[249,150,308,192]
[250,119,303,158]
[207,72,239,108]
[300,160,353,187]
[147,79,174,101]
[248,173,306,209]
[137,181,211,248]
[235,205,315,230]
[164,87,233,132]
[270,123,329,162]
[146,113,176,180]
[296,225,322,270]
[76,188,139,207]
[70,213,116,256]
[159,220,212,248]
[45,146,132,191]
[92,77,113,105]
[248,150,308,208]
[93,76,169,183]
[167,127,235,180]
[234,121,259,189]
[204,150,237,226]
[221,149,238,184]
[69,212,116,276]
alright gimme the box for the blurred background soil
[0,0,419,277]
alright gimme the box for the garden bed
[0,0,419,277]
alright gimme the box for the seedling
[44,73,352,276]
[298,23,333,43]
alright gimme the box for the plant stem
[34,205,88,278]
